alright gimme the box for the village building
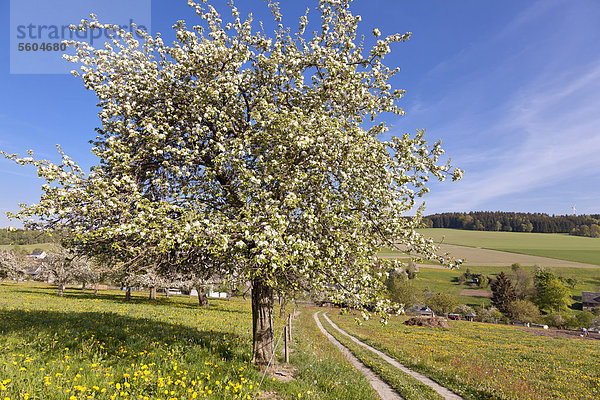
[407,305,434,316]
[582,291,600,311]
[27,250,47,260]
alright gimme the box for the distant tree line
[0,229,61,245]
[422,212,600,237]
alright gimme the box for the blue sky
[1,0,599,228]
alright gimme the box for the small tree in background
[534,268,572,313]
[507,299,540,323]
[476,306,503,323]
[385,270,420,310]
[491,272,516,315]
[426,293,458,315]
[455,303,475,316]
[591,316,600,331]
[576,310,595,329]
[406,261,418,279]
[508,265,534,299]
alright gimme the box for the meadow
[331,310,600,400]
[0,282,378,400]
[416,229,600,266]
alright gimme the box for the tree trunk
[94,282,99,296]
[196,286,209,307]
[125,287,131,301]
[149,287,157,300]
[81,281,87,290]
[251,277,274,368]
[164,288,169,298]
[58,283,65,297]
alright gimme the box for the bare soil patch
[408,244,600,268]
[257,391,282,399]
[435,244,600,268]
[519,327,600,341]
[404,316,451,329]
[268,363,297,383]
[459,289,492,298]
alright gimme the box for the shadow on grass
[0,308,250,362]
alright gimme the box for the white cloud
[425,59,600,213]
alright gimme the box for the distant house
[27,250,47,260]
[582,292,600,311]
[464,312,477,322]
[407,305,434,316]
[25,265,42,278]
[208,289,228,299]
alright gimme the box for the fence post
[284,326,289,363]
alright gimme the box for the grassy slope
[334,311,600,400]
[0,282,378,400]
[417,228,600,266]
[413,265,600,307]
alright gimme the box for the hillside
[417,228,600,266]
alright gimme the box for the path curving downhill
[320,313,464,400]
[313,311,403,400]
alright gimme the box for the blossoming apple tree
[2,0,462,366]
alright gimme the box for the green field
[333,310,600,400]
[417,229,600,266]
[2,281,600,400]
[0,282,379,400]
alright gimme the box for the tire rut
[313,311,403,400]
[321,313,464,400]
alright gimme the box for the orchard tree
[0,249,28,283]
[130,267,170,300]
[39,246,93,296]
[2,0,461,366]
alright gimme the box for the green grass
[334,311,600,400]
[417,228,600,266]
[0,281,378,400]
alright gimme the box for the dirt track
[459,289,492,297]
[417,244,600,268]
[319,312,464,400]
[313,311,403,400]
[520,327,600,341]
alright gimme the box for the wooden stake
[284,326,289,363]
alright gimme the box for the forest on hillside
[0,229,60,245]
[422,212,600,238]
